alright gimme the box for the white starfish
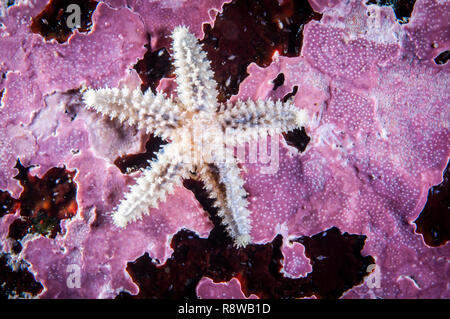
[82,26,308,247]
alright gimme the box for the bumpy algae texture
[0,0,449,298]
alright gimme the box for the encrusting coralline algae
[0,0,448,298]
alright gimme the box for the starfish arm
[217,99,309,145]
[112,144,190,228]
[198,160,252,248]
[172,26,218,112]
[83,87,184,139]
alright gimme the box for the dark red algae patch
[0,190,18,218]
[117,228,373,299]
[0,254,43,298]
[279,87,311,152]
[434,50,450,65]
[414,161,450,247]
[30,0,98,43]
[283,127,311,153]
[272,73,285,91]
[201,0,322,102]
[116,179,373,299]
[292,228,374,298]
[366,0,416,23]
[7,159,78,253]
[134,45,174,94]
[114,135,168,174]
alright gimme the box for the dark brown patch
[283,127,311,152]
[117,226,373,299]
[282,85,298,103]
[134,44,174,94]
[414,161,450,246]
[7,160,78,251]
[366,0,416,23]
[114,135,168,174]
[30,0,98,43]
[272,73,285,91]
[201,0,321,101]
[0,190,18,218]
[434,50,450,65]
[0,254,43,299]
[292,227,374,298]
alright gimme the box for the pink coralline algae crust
[280,241,312,279]
[106,0,231,50]
[235,0,449,298]
[21,152,211,298]
[404,0,449,62]
[196,277,258,299]
[0,0,212,298]
[0,1,148,196]
[0,0,449,299]
[308,0,342,13]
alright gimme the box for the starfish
[82,26,308,247]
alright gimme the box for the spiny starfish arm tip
[82,87,183,139]
[296,108,309,128]
[171,25,218,112]
[235,234,252,248]
[112,210,128,228]
[218,98,310,145]
[172,25,190,38]
[216,158,253,246]
[111,145,189,229]
[198,162,252,247]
